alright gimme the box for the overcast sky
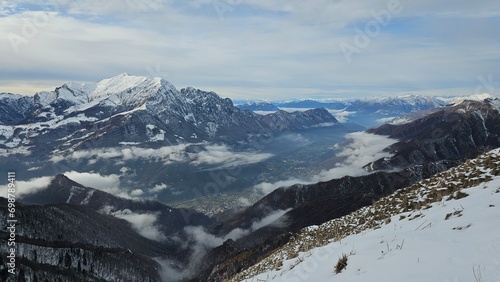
[1,0,499,100]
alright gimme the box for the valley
[1,75,499,282]
[2,2,498,281]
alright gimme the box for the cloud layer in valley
[51,143,273,168]
[311,132,398,181]
[111,209,166,242]
[254,131,399,195]
[0,176,53,197]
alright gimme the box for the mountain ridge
[0,74,340,157]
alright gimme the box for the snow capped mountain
[237,101,280,111]
[0,74,339,156]
[0,93,36,125]
[443,93,496,106]
[238,94,498,127]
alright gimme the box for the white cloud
[250,209,290,231]
[149,183,168,193]
[184,225,225,248]
[311,132,398,181]
[253,131,399,195]
[130,189,144,196]
[0,176,52,197]
[254,178,308,195]
[189,144,273,167]
[327,110,356,123]
[184,208,290,246]
[112,209,166,242]
[52,143,273,168]
[61,171,133,198]
[238,197,251,207]
[376,117,397,124]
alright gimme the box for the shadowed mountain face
[366,100,500,171]
[0,174,216,281]
[0,196,166,282]
[195,99,500,281]
[21,174,214,237]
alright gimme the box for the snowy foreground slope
[237,149,500,282]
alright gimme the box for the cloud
[0,171,135,199]
[254,178,308,195]
[253,131,398,195]
[158,208,291,281]
[376,117,397,124]
[1,1,499,99]
[189,144,273,168]
[149,183,168,193]
[130,189,144,196]
[185,208,290,246]
[311,132,398,181]
[327,110,356,123]
[52,143,273,168]
[184,226,225,249]
[62,170,127,195]
[112,209,166,242]
[51,144,190,164]
[250,208,290,231]
[237,197,251,207]
[0,176,52,198]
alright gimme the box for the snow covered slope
[236,148,500,282]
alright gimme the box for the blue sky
[1,0,499,100]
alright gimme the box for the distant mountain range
[235,94,495,127]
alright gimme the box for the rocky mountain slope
[366,99,500,171]
[0,198,167,282]
[235,148,500,281]
[194,98,500,281]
